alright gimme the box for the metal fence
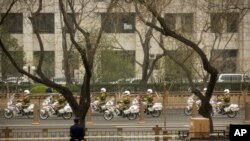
[0,125,229,141]
[1,91,248,109]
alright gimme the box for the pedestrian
[70,117,85,141]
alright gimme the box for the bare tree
[134,0,217,131]
[133,0,249,131]
[0,0,119,130]
[135,17,166,90]
[192,0,248,86]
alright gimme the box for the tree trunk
[198,99,214,132]
[62,27,72,86]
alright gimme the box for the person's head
[74,117,80,124]
[124,90,130,96]
[147,89,153,94]
[24,90,30,95]
[224,89,230,95]
[100,88,106,93]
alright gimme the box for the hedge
[0,82,249,93]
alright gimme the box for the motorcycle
[142,92,163,117]
[91,98,114,113]
[184,95,201,116]
[42,95,54,106]
[40,100,72,120]
[4,94,34,119]
[211,100,239,118]
[103,97,140,120]
[143,101,163,117]
[184,95,239,118]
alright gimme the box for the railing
[0,91,248,109]
[0,125,229,141]
[0,92,248,111]
[0,91,249,124]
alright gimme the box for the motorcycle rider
[143,89,154,108]
[95,88,107,107]
[218,89,231,112]
[54,94,66,113]
[117,90,131,113]
[20,90,31,110]
[52,93,59,101]
[186,87,201,110]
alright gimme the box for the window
[211,49,238,73]
[227,12,239,32]
[164,13,193,32]
[218,74,245,82]
[210,12,239,33]
[220,75,231,81]
[1,51,24,78]
[231,75,242,81]
[181,14,193,32]
[210,13,225,33]
[101,13,135,33]
[65,13,76,33]
[165,14,176,30]
[212,49,238,58]
[208,0,242,11]
[0,13,23,33]
[33,13,54,33]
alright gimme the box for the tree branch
[0,0,17,25]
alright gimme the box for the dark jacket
[70,124,85,141]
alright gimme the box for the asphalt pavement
[0,109,245,130]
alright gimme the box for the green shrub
[1,81,248,94]
[68,85,80,92]
[31,84,48,93]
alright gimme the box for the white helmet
[24,90,30,95]
[100,88,106,93]
[124,90,130,96]
[224,89,230,94]
[203,88,207,92]
[147,89,153,94]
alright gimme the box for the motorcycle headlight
[4,109,10,112]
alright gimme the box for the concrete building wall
[1,0,250,81]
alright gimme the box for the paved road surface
[0,109,245,130]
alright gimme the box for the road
[0,109,245,130]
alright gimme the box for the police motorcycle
[184,87,207,116]
[4,93,34,119]
[184,88,239,118]
[91,98,114,113]
[142,89,163,117]
[184,88,214,116]
[40,95,72,120]
[42,95,54,105]
[103,91,140,120]
[210,89,239,118]
[91,88,112,113]
[184,94,201,116]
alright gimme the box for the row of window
[1,48,237,79]
[0,12,239,34]
[0,13,73,33]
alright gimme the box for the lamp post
[23,65,36,74]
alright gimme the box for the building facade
[0,0,250,82]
